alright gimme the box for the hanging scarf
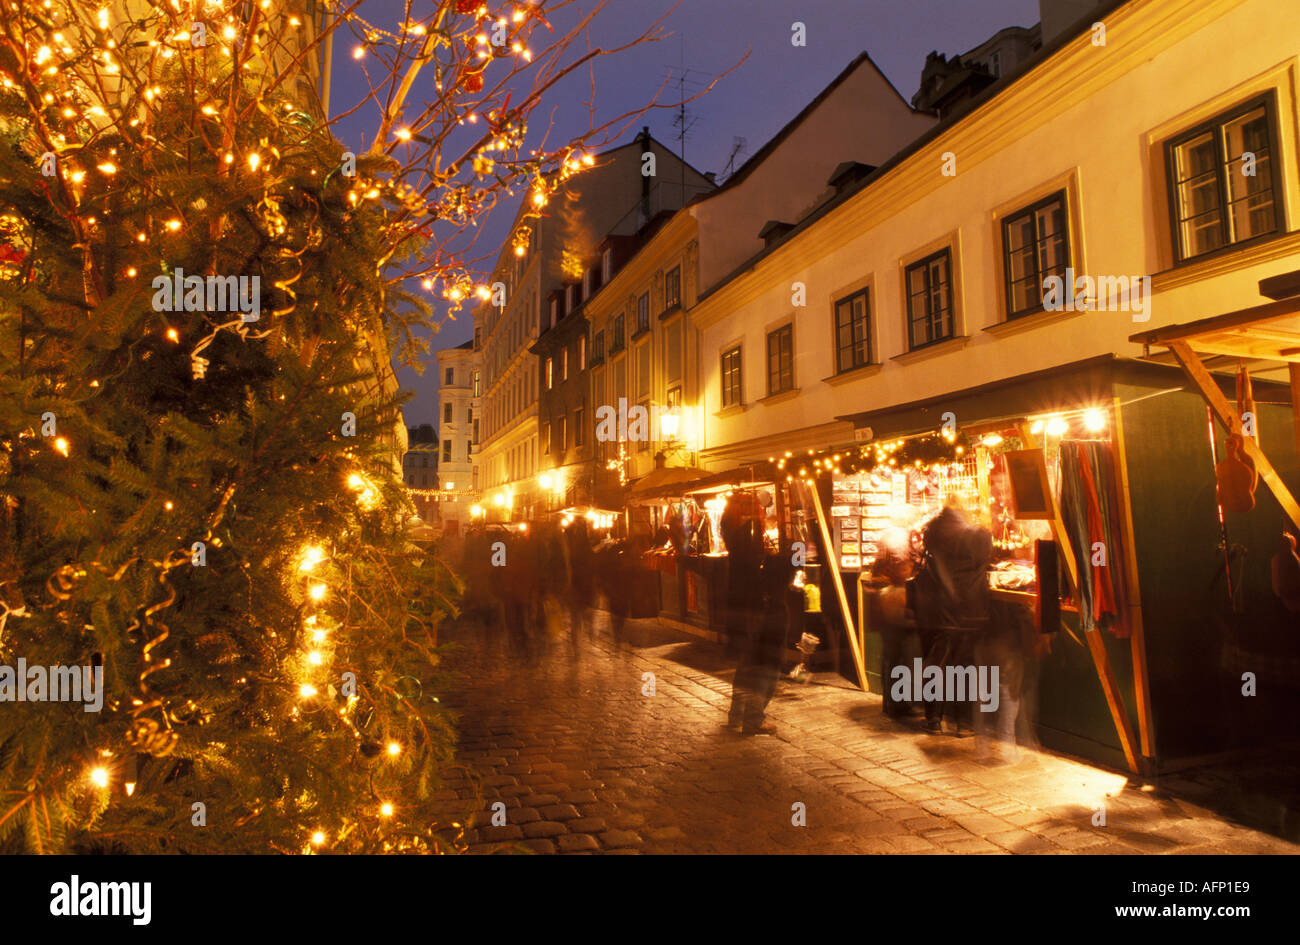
[1059,440,1129,638]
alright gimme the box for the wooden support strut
[1019,423,1142,775]
[1111,396,1157,765]
[1169,340,1300,533]
[809,483,870,691]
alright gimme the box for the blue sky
[328,0,1041,428]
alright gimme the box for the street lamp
[659,407,680,441]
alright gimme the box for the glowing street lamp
[659,408,680,441]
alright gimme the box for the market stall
[629,463,795,639]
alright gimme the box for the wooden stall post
[809,482,870,691]
[1019,423,1142,774]
[1112,396,1156,766]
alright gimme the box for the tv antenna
[723,136,747,181]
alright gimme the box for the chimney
[638,126,652,223]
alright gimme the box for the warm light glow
[53,437,70,457]
[380,802,394,818]
[1030,420,1044,435]
[518,522,528,533]
[659,410,680,440]
[164,500,174,511]
[309,584,327,602]
[311,830,326,846]
[247,153,260,173]
[470,504,484,518]
[307,651,323,666]
[166,327,179,342]
[89,766,109,789]
[96,162,117,175]
[538,474,553,490]
[165,219,181,232]
[386,742,401,757]
[444,482,454,491]
[299,683,318,699]
[1084,408,1106,432]
[981,434,1003,448]
[298,545,326,573]
[1046,416,1069,437]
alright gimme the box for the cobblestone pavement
[433,611,1299,854]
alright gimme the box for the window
[549,297,559,329]
[579,333,587,370]
[665,266,681,310]
[988,51,1001,77]
[636,401,649,452]
[558,416,567,451]
[833,288,872,373]
[1166,94,1280,263]
[443,402,453,424]
[472,419,479,445]
[635,340,650,398]
[582,268,593,301]
[612,314,625,351]
[574,406,584,447]
[545,357,553,389]
[667,385,682,408]
[566,284,577,313]
[1002,192,1069,318]
[905,249,955,349]
[636,292,650,334]
[766,325,793,396]
[474,327,482,350]
[445,367,454,384]
[466,406,473,424]
[442,440,452,462]
[542,422,551,453]
[472,370,481,397]
[664,318,682,382]
[592,330,605,363]
[602,248,613,284]
[721,346,742,407]
[562,347,568,381]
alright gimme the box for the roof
[708,51,918,197]
[698,0,1138,306]
[1129,295,1300,363]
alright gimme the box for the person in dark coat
[563,519,596,658]
[723,495,775,734]
[596,537,631,651]
[913,498,993,736]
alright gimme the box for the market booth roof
[626,462,776,504]
[1129,289,1300,532]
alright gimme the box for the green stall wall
[1119,381,1300,765]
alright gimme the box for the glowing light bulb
[1084,409,1106,432]
[307,651,323,666]
[1046,416,1068,437]
[311,830,326,845]
[97,162,116,175]
[53,437,70,457]
[247,153,260,172]
[298,545,326,572]
[299,683,318,699]
[89,766,109,788]
[309,584,327,602]
[380,802,394,818]
[386,742,401,757]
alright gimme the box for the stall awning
[625,462,776,504]
[1130,290,1300,532]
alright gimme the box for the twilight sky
[330,0,1041,429]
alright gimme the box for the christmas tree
[0,0,663,853]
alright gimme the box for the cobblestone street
[434,612,1299,854]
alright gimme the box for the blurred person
[722,493,772,733]
[913,494,993,737]
[563,518,596,658]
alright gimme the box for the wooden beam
[1169,341,1300,533]
[809,482,869,691]
[1112,396,1156,769]
[1290,364,1300,483]
[1020,422,1141,774]
[1129,295,1300,347]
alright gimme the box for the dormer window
[602,248,613,284]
